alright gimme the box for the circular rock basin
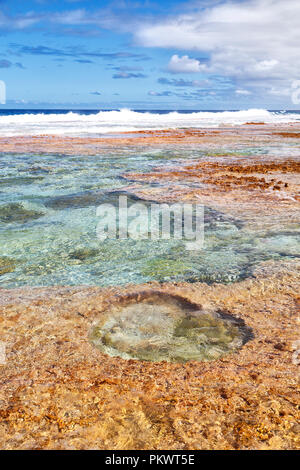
[90,292,252,363]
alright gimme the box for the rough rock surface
[0,126,299,449]
[0,261,299,450]
[0,124,299,155]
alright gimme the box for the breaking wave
[0,108,299,137]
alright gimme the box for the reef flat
[0,125,299,449]
[0,261,299,449]
[0,123,300,155]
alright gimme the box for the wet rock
[44,190,144,210]
[0,261,299,449]
[0,202,44,223]
[0,256,16,275]
[90,292,252,363]
[68,248,99,262]
[141,259,190,281]
[44,190,105,210]
[0,176,44,186]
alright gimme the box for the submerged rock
[141,259,191,281]
[68,248,99,262]
[45,190,106,210]
[0,176,44,186]
[0,256,16,275]
[45,190,142,210]
[0,202,44,223]
[90,292,251,363]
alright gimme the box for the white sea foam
[0,108,299,137]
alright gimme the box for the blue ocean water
[0,109,299,115]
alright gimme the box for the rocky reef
[0,125,299,450]
[0,260,299,450]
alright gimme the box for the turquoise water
[0,146,299,288]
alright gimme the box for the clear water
[0,145,299,288]
[90,295,252,363]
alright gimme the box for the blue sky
[0,0,299,109]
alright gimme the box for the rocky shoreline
[0,260,299,449]
[0,126,299,449]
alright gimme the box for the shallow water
[90,295,251,363]
[0,145,299,288]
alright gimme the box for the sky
[0,0,299,109]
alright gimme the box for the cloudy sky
[0,0,299,109]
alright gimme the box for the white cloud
[253,59,279,72]
[0,11,41,30]
[235,89,252,95]
[167,55,203,74]
[53,9,88,25]
[268,87,291,96]
[133,0,300,86]
[148,91,172,96]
